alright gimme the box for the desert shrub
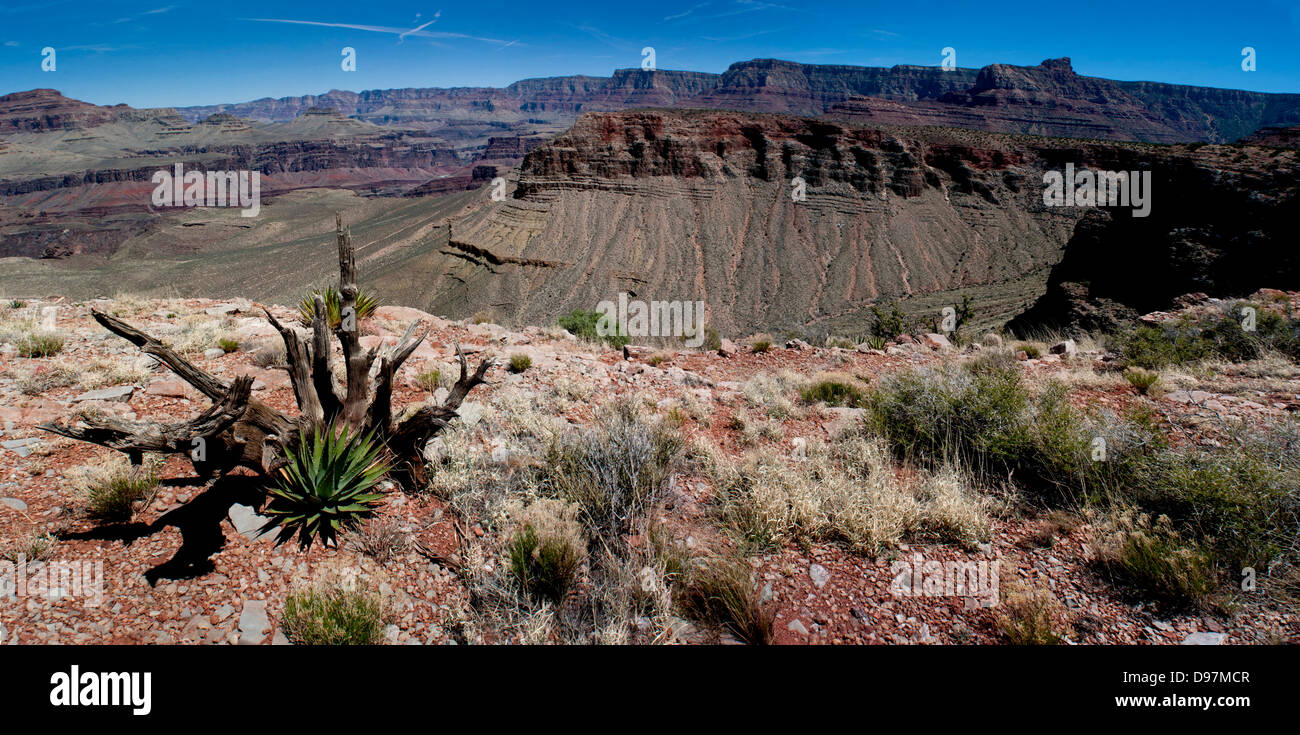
[678,554,774,644]
[870,303,907,339]
[1114,304,1300,368]
[507,353,532,373]
[866,362,1095,501]
[1097,513,1217,606]
[16,361,81,395]
[557,309,629,349]
[1125,441,1297,568]
[415,368,442,393]
[348,517,409,563]
[298,286,378,328]
[281,582,387,645]
[75,455,161,521]
[9,300,26,309]
[217,337,239,353]
[865,335,888,350]
[711,433,990,554]
[702,328,722,352]
[250,340,287,368]
[1,531,56,563]
[1124,367,1160,394]
[647,352,669,367]
[17,332,64,358]
[1015,343,1041,359]
[262,427,390,548]
[541,400,682,544]
[506,499,586,602]
[997,580,1071,645]
[800,377,866,407]
[751,336,772,353]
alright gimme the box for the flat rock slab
[1181,632,1227,645]
[73,385,134,403]
[1,437,42,458]
[0,497,28,511]
[228,503,274,541]
[237,600,270,645]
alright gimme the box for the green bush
[415,368,441,393]
[751,338,772,353]
[1100,515,1218,605]
[1124,367,1159,394]
[508,353,532,373]
[217,337,239,353]
[17,333,64,358]
[870,303,907,339]
[281,584,387,645]
[1015,343,1041,359]
[507,522,583,602]
[557,309,629,349]
[81,460,160,521]
[262,427,390,548]
[1114,303,1300,368]
[800,379,866,407]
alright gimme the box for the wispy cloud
[871,29,900,38]
[243,17,513,45]
[113,5,177,24]
[664,3,710,22]
[701,29,777,42]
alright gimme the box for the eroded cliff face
[416,110,1300,335]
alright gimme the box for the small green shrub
[751,337,772,353]
[1099,514,1217,606]
[870,303,907,339]
[1124,367,1159,394]
[557,309,629,349]
[865,335,888,351]
[17,333,65,358]
[262,427,390,548]
[1016,343,1041,359]
[9,300,26,309]
[217,337,240,353]
[281,584,387,645]
[80,459,161,521]
[415,368,442,393]
[702,328,722,352]
[647,352,669,367]
[507,353,532,373]
[800,379,866,407]
[506,509,585,603]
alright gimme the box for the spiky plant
[298,286,378,329]
[261,426,390,548]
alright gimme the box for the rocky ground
[0,294,1296,645]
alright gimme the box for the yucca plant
[298,286,378,329]
[261,426,390,548]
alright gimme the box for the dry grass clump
[1094,512,1218,607]
[69,454,162,521]
[165,315,224,354]
[678,553,774,644]
[740,370,805,420]
[281,570,390,645]
[996,577,1072,645]
[347,517,410,563]
[504,499,587,602]
[711,431,992,554]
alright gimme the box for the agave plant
[261,426,390,548]
[298,286,378,328]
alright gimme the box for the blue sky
[1,0,1297,108]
